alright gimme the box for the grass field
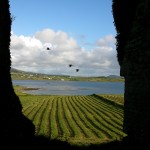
[14,85,126,146]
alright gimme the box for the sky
[9,0,120,77]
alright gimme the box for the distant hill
[11,68,24,73]
[11,67,124,82]
[11,67,39,75]
[107,75,122,78]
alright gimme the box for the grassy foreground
[14,85,126,146]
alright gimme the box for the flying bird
[69,64,73,67]
[76,69,79,72]
[47,47,51,50]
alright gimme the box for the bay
[12,80,124,95]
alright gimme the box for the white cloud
[96,34,116,47]
[10,29,120,76]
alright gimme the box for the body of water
[12,80,124,95]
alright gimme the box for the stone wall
[113,0,150,148]
[0,0,35,143]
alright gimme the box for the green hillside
[11,68,124,82]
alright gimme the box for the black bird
[69,64,73,67]
[76,69,79,72]
[47,47,51,50]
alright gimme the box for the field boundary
[91,94,124,109]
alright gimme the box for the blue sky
[9,0,120,77]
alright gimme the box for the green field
[15,86,126,146]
